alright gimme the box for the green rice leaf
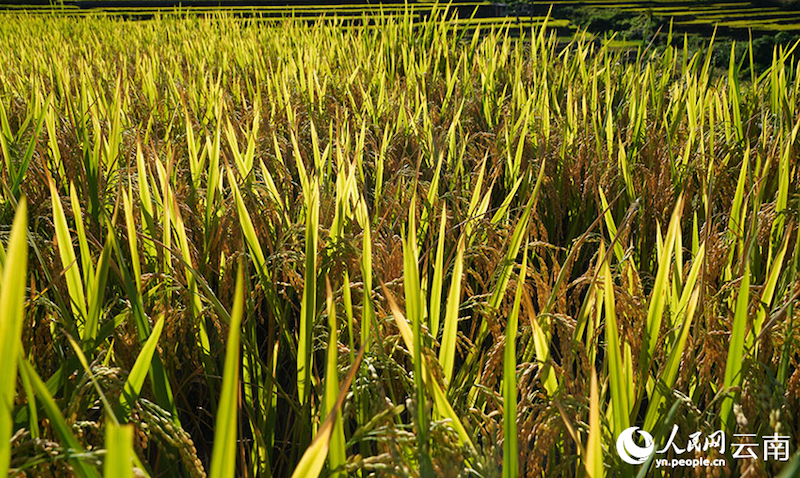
[601,242,629,438]
[104,422,134,478]
[0,201,27,476]
[585,368,604,478]
[50,177,88,332]
[323,278,346,477]
[209,266,245,478]
[720,262,751,431]
[439,232,465,386]
[503,242,527,478]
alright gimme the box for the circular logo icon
[616,427,655,465]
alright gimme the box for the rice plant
[0,6,798,477]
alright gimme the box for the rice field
[0,5,799,478]
[535,0,800,33]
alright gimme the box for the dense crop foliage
[0,8,799,477]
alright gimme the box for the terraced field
[553,0,800,34]
[0,2,575,37]
[3,0,797,40]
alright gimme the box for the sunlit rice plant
[0,5,799,477]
